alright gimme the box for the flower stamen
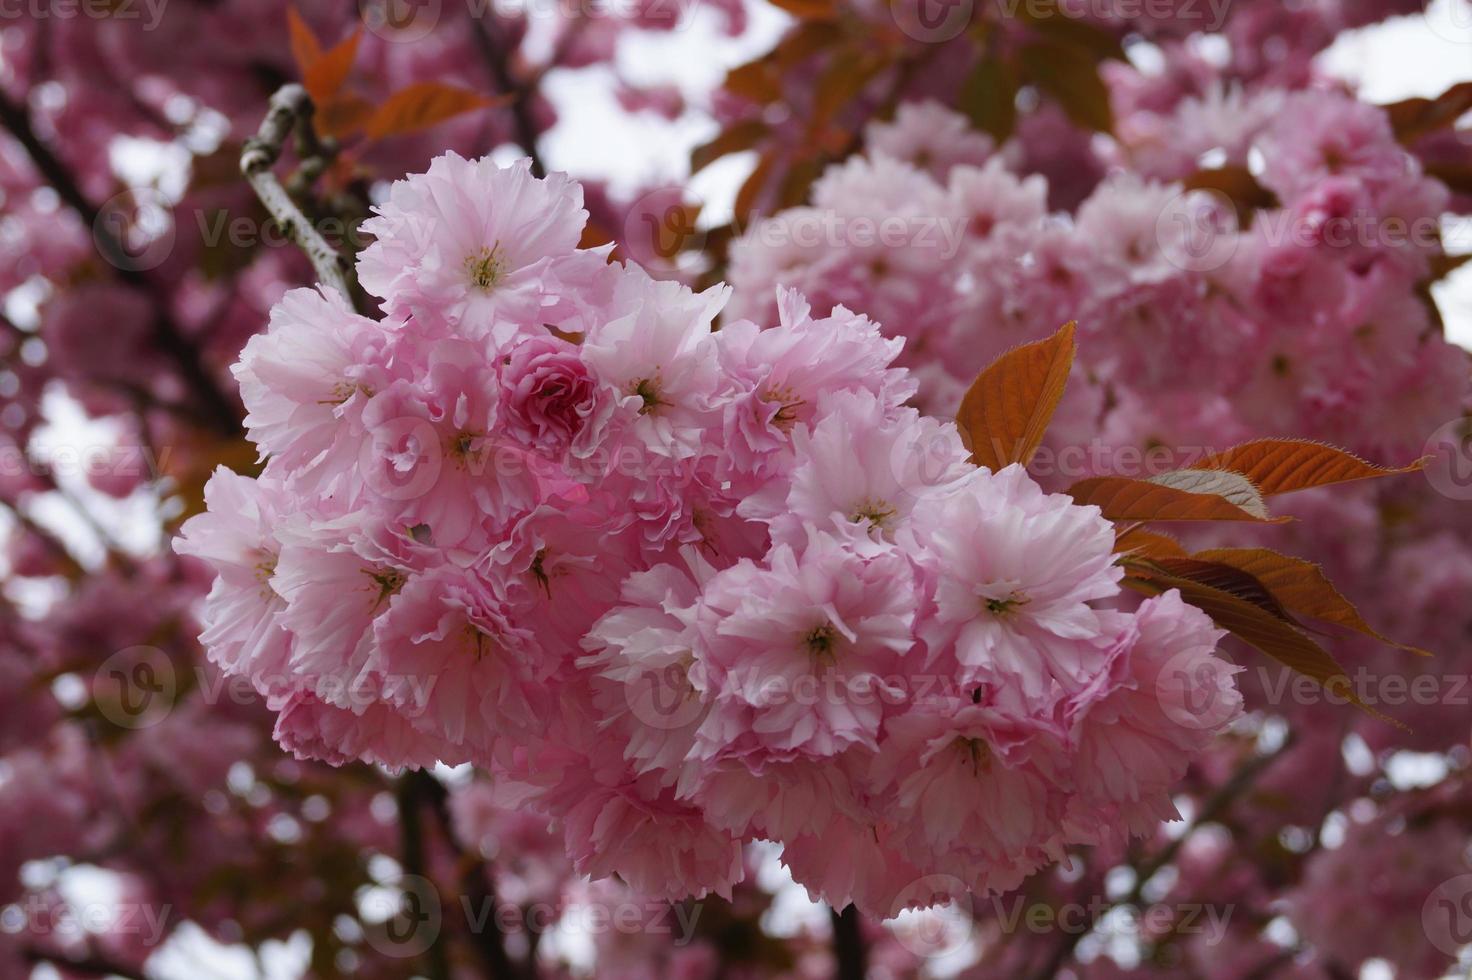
[630,376,666,415]
[466,244,506,291]
[849,499,898,530]
[803,622,839,660]
[984,591,1030,616]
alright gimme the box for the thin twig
[240,85,353,298]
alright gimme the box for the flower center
[319,380,373,406]
[366,567,406,612]
[956,737,992,776]
[466,244,506,291]
[760,385,804,432]
[465,625,495,661]
[803,622,839,660]
[448,431,485,468]
[848,498,898,530]
[530,548,552,598]
[630,376,666,415]
[692,509,721,557]
[984,591,1029,616]
[254,554,278,601]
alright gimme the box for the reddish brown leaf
[1126,556,1294,623]
[364,84,504,140]
[691,120,771,173]
[770,20,843,68]
[777,154,826,209]
[1431,250,1472,283]
[722,21,838,106]
[1384,81,1472,144]
[1195,439,1426,496]
[725,60,784,106]
[1425,161,1472,196]
[1113,528,1187,559]
[765,0,838,19]
[811,47,889,129]
[170,439,263,521]
[1126,572,1402,728]
[545,324,585,344]
[733,152,777,222]
[957,321,1075,471]
[315,94,375,140]
[1067,476,1286,523]
[287,7,323,79]
[1195,548,1432,657]
[1183,165,1278,213]
[304,29,362,106]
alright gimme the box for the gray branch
[240,85,352,298]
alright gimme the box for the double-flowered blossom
[177,152,1241,916]
[729,93,1468,462]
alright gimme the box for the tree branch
[240,84,354,298]
[469,17,547,178]
[396,772,453,980]
[419,772,529,980]
[830,905,867,980]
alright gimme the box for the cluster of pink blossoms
[176,151,1242,917]
[728,89,1466,464]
